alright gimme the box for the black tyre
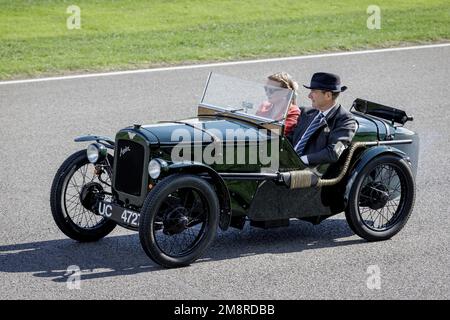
[50,150,116,242]
[345,154,415,241]
[139,174,219,268]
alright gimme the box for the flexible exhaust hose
[289,142,368,189]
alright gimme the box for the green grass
[0,0,449,79]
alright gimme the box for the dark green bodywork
[112,109,419,229]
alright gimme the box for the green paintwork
[113,110,418,223]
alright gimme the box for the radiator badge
[128,132,136,139]
[120,146,131,157]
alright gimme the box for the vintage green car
[51,73,418,268]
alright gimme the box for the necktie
[294,112,325,156]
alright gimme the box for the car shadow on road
[0,218,365,283]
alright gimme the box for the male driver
[288,72,356,165]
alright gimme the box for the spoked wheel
[345,154,415,241]
[139,174,219,268]
[50,150,116,242]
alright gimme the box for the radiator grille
[114,139,145,196]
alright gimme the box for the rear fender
[166,162,232,231]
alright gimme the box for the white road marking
[1,43,449,86]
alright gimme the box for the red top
[284,104,301,136]
[256,102,301,136]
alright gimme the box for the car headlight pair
[86,143,108,163]
[87,143,165,178]
[148,159,168,179]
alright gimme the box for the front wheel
[139,174,219,268]
[345,154,415,241]
[50,150,116,242]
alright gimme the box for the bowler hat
[303,72,347,92]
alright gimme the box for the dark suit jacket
[287,105,357,165]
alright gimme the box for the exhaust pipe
[280,140,412,189]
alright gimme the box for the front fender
[74,135,115,149]
[166,162,232,231]
[344,145,409,206]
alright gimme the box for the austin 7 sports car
[51,73,418,268]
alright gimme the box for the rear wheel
[50,150,116,242]
[345,154,415,241]
[139,174,219,268]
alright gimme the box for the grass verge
[0,0,449,79]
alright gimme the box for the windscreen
[200,73,294,123]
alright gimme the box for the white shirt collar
[320,102,337,118]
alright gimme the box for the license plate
[97,200,140,228]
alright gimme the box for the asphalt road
[0,45,449,300]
